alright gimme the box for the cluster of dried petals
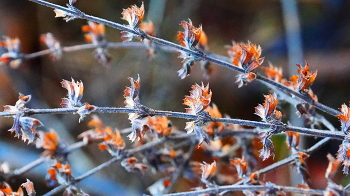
[227,41,264,87]
[184,83,212,145]
[81,21,111,65]
[4,94,43,143]
[230,157,248,179]
[121,157,147,176]
[0,181,24,196]
[146,116,172,137]
[21,179,35,196]
[184,83,212,115]
[258,131,275,161]
[285,131,300,150]
[254,93,282,123]
[177,19,204,79]
[36,130,60,158]
[325,154,341,179]
[124,76,150,142]
[261,63,283,83]
[82,21,105,44]
[336,103,350,134]
[0,36,22,68]
[139,21,156,58]
[61,79,84,108]
[99,127,125,157]
[200,161,216,180]
[40,33,62,60]
[47,161,73,185]
[78,115,125,156]
[295,63,317,92]
[121,2,145,42]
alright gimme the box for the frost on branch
[40,33,62,60]
[0,36,22,68]
[121,2,145,42]
[227,41,264,87]
[255,93,283,160]
[82,21,111,66]
[53,0,81,22]
[4,94,43,143]
[124,76,151,142]
[177,19,204,79]
[184,83,212,145]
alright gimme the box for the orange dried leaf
[200,161,216,180]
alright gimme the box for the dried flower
[4,94,43,143]
[121,2,145,42]
[61,79,84,108]
[121,157,147,176]
[295,63,317,93]
[147,116,172,137]
[47,161,73,186]
[285,131,300,150]
[325,154,341,179]
[254,93,282,123]
[230,157,248,179]
[40,33,62,60]
[200,161,216,187]
[336,103,350,135]
[183,83,212,145]
[227,41,264,87]
[177,19,203,79]
[124,76,150,142]
[21,179,35,196]
[261,63,283,82]
[0,36,22,68]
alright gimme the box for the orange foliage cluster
[78,115,125,156]
[183,83,212,115]
[0,36,21,68]
[82,21,105,44]
[146,116,172,137]
[227,41,264,87]
[254,93,282,123]
[121,2,145,42]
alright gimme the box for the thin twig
[163,184,324,196]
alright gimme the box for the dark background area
[0,0,349,195]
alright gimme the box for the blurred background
[0,0,350,195]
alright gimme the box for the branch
[27,0,342,117]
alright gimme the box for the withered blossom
[40,33,62,60]
[177,19,204,79]
[227,41,264,87]
[4,94,42,143]
[0,36,22,68]
[183,83,212,145]
[121,157,147,176]
[123,76,150,142]
[121,2,145,42]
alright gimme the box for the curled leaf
[258,131,275,161]
[295,63,317,92]
[285,131,300,150]
[47,161,73,186]
[261,63,283,82]
[77,102,96,123]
